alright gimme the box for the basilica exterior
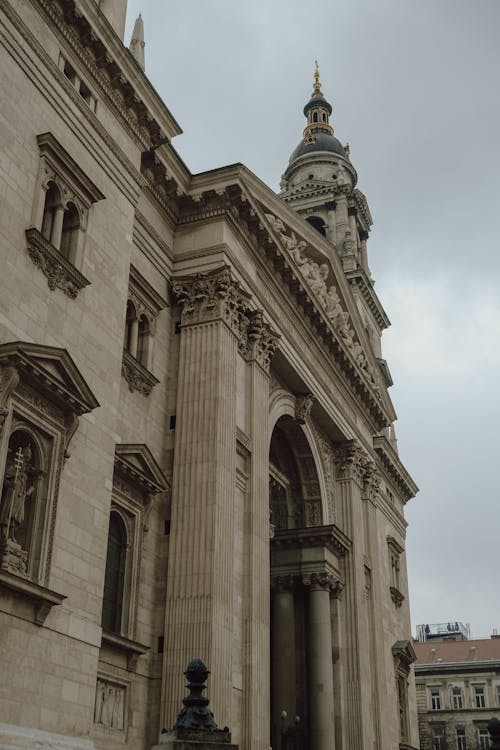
[0,1,418,749]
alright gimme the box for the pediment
[114,444,169,496]
[393,640,417,668]
[0,341,99,415]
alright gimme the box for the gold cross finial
[313,60,322,94]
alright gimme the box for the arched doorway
[269,415,324,750]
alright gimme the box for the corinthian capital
[239,310,279,372]
[302,571,339,592]
[172,266,250,337]
[333,440,371,485]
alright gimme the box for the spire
[303,61,334,143]
[129,13,145,70]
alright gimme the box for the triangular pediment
[393,640,417,668]
[0,341,99,415]
[114,444,169,496]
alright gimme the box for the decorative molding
[37,132,105,206]
[101,631,149,672]
[392,640,416,672]
[387,535,405,556]
[128,265,167,334]
[0,365,19,435]
[172,265,250,336]
[302,571,340,592]
[333,440,371,485]
[240,310,279,373]
[373,435,419,503]
[121,349,159,396]
[295,393,315,424]
[390,586,405,609]
[114,443,169,506]
[0,568,66,625]
[25,228,90,299]
[345,268,391,332]
[271,523,351,559]
[264,211,381,397]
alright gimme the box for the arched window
[137,315,150,367]
[322,112,326,122]
[124,301,137,353]
[312,111,318,123]
[101,511,127,634]
[41,181,61,244]
[60,202,80,261]
[306,215,326,236]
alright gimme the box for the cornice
[373,435,418,503]
[345,268,391,331]
[34,0,180,149]
[353,189,373,228]
[271,524,351,558]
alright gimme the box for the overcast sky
[125,1,500,639]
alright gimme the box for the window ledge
[121,349,159,396]
[390,585,405,608]
[0,568,66,625]
[25,227,90,299]
[101,630,149,671]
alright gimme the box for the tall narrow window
[137,315,150,367]
[60,202,80,262]
[452,686,463,709]
[41,181,61,244]
[474,686,486,708]
[432,726,444,750]
[478,728,489,749]
[430,689,441,710]
[101,511,127,634]
[456,728,467,750]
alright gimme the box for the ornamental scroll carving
[295,393,315,425]
[264,213,380,393]
[172,268,279,373]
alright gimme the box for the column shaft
[51,204,65,249]
[309,584,335,750]
[271,584,296,743]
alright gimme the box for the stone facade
[0,3,417,750]
[415,635,500,750]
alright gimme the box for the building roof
[414,637,500,666]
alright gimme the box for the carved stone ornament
[0,365,20,435]
[94,677,126,730]
[390,586,405,609]
[302,571,339,592]
[25,228,90,299]
[295,393,315,425]
[264,212,380,395]
[172,266,250,336]
[333,440,371,485]
[240,310,279,372]
[121,349,159,396]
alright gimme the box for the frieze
[264,213,380,396]
[25,228,90,299]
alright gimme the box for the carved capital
[295,393,315,424]
[333,440,371,485]
[363,462,381,501]
[172,266,250,337]
[0,365,19,435]
[241,310,279,372]
[302,571,339,592]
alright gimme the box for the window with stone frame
[452,685,464,709]
[432,725,445,750]
[25,132,104,298]
[387,535,405,608]
[456,727,467,750]
[478,727,489,749]
[474,685,486,708]
[0,342,98,623]
[100,444,168,669]
[121,266,166,396]
[392,640,415,746]
[430,688,442,711]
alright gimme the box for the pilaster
[333,440,372,749]
[162,268,250,730]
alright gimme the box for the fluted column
[333,441,372,749]
[271,575,296,748]
[304,573,337,750]
[242,312,279,750]
[162,267,250,730]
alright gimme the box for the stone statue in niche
[94,678,125,730]
[0,445,36,543]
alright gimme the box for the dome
[288,132,346,164]
[303,96,332,116]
